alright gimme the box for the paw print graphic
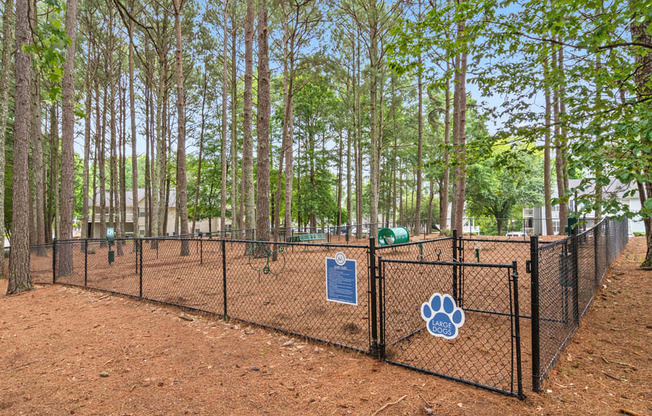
[421,293,465,340]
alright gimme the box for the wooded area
[1,0,650,293]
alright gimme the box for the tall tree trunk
[439,60,451,231]
[543,55,553,235]
[192,72,207,235]
[552,44,568,234]
[256,0,270,243]
[173,0,189,253]
[452,15,468,234]
[81,41,93,243]
[368,20,380,238]
[58,0,79,276]
[631,8,652,267]
[230,7,239,231]
[415,0,423,236]
[355,34,362,238]
[100,87,107,245]
[128,0,139,242]
[31,62,46,254]
[7,0,33,293]
[220,0,228,236]
[242,0,255,239]
[0,0,13,275]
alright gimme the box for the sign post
[107,227,115,264]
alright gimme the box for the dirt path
[0,238,649,415]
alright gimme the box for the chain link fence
[27,217,629,397]
[531,217,629,392]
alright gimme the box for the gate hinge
[525,260,532,274]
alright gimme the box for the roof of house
[90,188,177,208]
[554,178,639,200]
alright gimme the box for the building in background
[87,189,229,238]
[524,178,644,235]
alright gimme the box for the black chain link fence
[531,217,629,392]
[27,217,629,397]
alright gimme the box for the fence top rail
[538,217,618,251]
[379,257,515,269]
[376,236,453,250]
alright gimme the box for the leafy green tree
[466,145,544,235]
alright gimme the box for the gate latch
[525,260,532,274]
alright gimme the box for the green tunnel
[378,227,410,246]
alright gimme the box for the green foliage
[466,143,544,227]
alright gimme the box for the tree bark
[173,0,189,254]
[452,19,468,234]
[82,38,94,243]
[439,59,451,231]
[128,0,139,242]
[256,0,271,243]
[7,0,33,294]
[230,5,239,231]
[0,0,13,275]
[59,0,79,276]
[220,0,229,236]
[543,55,553,235]
[30,61,46,254]
[192,71,207,235]
[242,0,255,240]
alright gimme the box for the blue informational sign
[107,227,115,238]
[325,252,358,305]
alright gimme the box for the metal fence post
[529,234,541,392]
[200,238,203,265]
[139,239,143,298]
[593,224,600,285]
[222,239,228,319]
[369,236,378,357]
[52,238,57,284]
[452,229,458,301]
[377,256,385,360]
[511,260,523,399]
[604,220,610,264]
[571,227,580,325]
[84,239,88,287]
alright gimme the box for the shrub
[440,228,453,237]
[634,232,645,237]
[87,246,97,254]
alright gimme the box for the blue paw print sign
[421,293,465,340]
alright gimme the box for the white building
[87,189,229,238]
[524,178,645,235]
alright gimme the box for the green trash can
[378,227,410,246]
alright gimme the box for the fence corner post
[84,239,88,287]
[138,239,143,298]
[571,226,580,325]
[222,239,228,320]
[511,260,524,399]
[369,236,379,358]
[452,229,458,301]
[529,234,541,393]
[52,238,57,284]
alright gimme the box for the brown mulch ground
[0,238,650,415]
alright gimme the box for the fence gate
[377,258,523,398]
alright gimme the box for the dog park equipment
[288,232,326,242]
[378,226,409,246]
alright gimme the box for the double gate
[372,254,523,398]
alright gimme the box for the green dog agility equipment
[378,227,410,246]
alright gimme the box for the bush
[87,246,97,254]
[440,228,453,237]
[634,232,645,237]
